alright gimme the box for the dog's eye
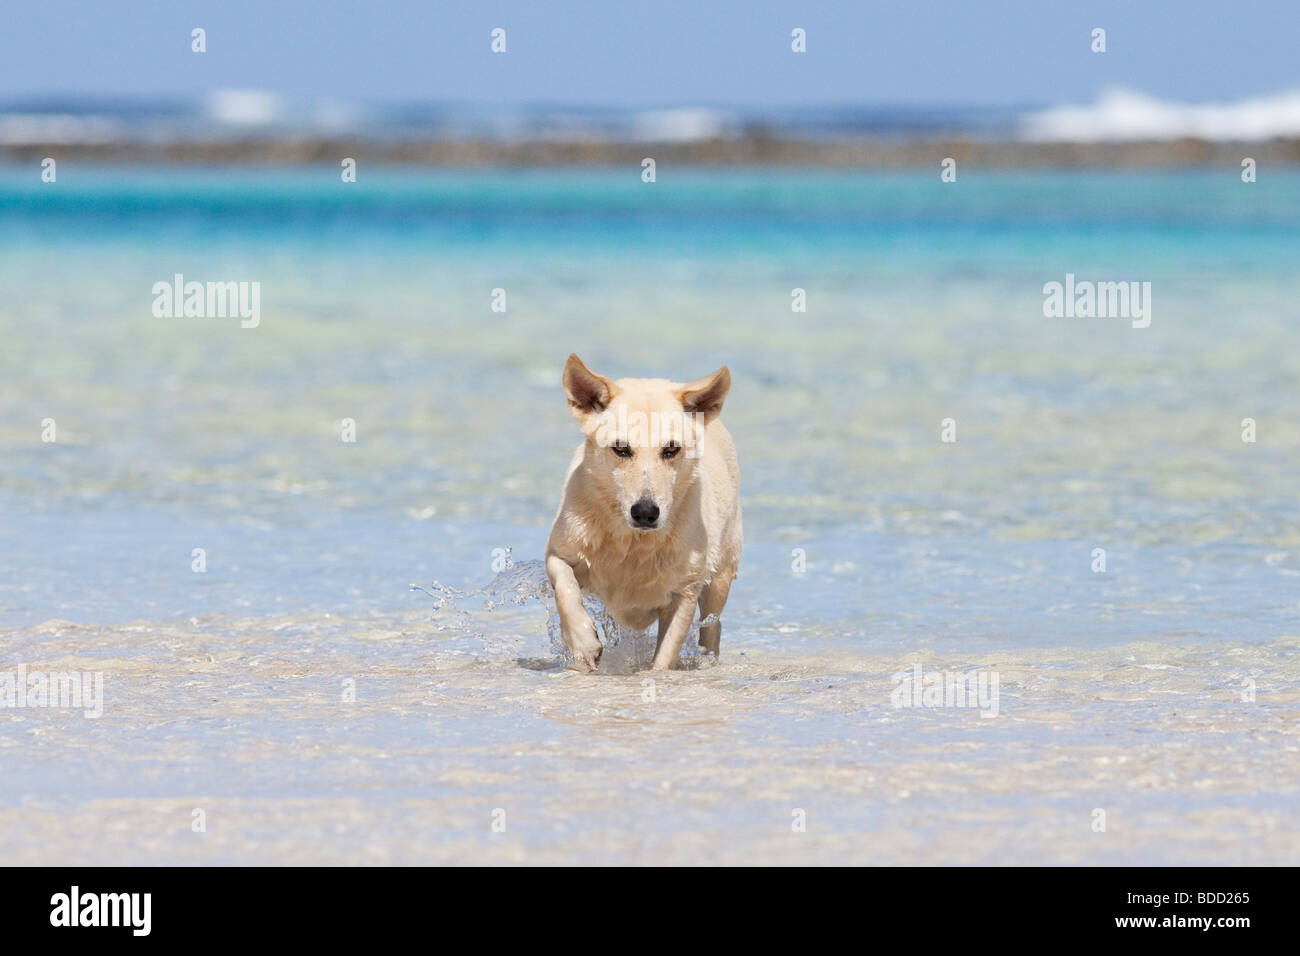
[611,442,633,458]
[661,442,682,460]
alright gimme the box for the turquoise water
[2,166,1298,864]
[3,167,1298,642]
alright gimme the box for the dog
[546,354,742,671]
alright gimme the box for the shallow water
[1,167,1298,863]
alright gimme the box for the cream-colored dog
[546,354,742,671]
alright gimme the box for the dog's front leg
[651,591,700,671]
[546,554,603,672]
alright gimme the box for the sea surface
[1,166,1298,864]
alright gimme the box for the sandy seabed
[3,613,1297,866]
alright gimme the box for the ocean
[1,165,1298,864]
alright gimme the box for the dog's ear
[676,365,730,424]
[562,354,614,421]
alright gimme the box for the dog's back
[698,418,742,579]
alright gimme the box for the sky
[0,0,1296,108]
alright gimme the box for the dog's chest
[576,539,689,621]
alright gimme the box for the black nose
[630,498,660,528]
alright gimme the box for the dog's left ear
[676,365,730,424]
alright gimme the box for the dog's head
[562,353,730,533]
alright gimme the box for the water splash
[410,548,716,673]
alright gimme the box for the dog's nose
[630,498,660,528]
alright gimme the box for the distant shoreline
[5,135,1300,167]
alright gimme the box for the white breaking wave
[1021,87,1300,142]
[203,88,282,125]
[631,107,739,142]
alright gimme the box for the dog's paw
[567,620,604,673]
[574,644,603,673]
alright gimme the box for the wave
[1020,87,1300,142]
[5,88,1300,147]
[202,88,282,126]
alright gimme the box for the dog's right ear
[562,354,614,422]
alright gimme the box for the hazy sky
[2,0,1296,107]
